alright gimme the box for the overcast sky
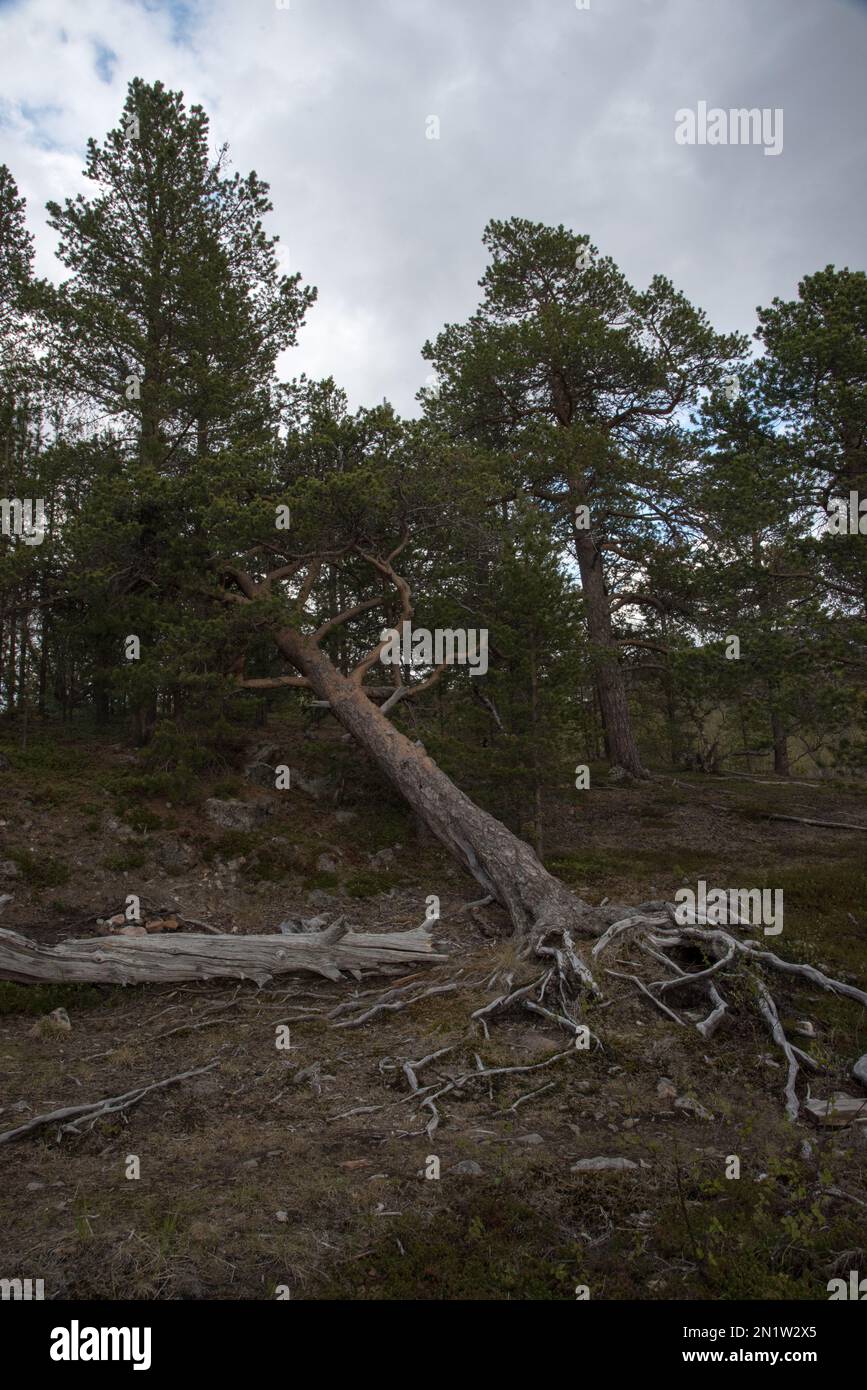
[1,0,865,416]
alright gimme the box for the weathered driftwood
[0,924,445,987]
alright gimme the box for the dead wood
[0,1057,222,1146]
[0,924,445,987]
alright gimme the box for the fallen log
[0,923,445,987]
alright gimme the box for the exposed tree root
[0,1057,223,1146]
[430,897,867,1129]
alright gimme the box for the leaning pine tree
[2,84,865,1129]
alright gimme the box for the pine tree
[423,217,745,776]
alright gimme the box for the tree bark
[771,706,790,777]
[572,526,646,778]
[274,627,594,939]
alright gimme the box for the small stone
[104,814,135,841]
[0,859,21,880]
[275,1210,289,1222]
[316,854,338,874]
[571,1156,639,1172]
[449,1160,483,1176]
[656,1077,677,1101]
[793,1020,816,1038]
[368,847,396,870]
[515,1133,545,1145]
[340,1159,372,1170]
[852,1053,867,1089]
[29,1008,71,1038]
[674,1095,714,1121]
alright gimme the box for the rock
[0,893,13,914]
[316,853,339,874]
[117,925,147,937]
[0,859,21,880]
[674,1095,714,1121]
[335,810,357,824]
[368,847,396,870]
[852,1053,867,1089]
[656,1076,677,1101]
[793,1019,816,1038]
[607,765,632,783]
[289,769,332,801]
[800,1139,814,1161]
[247,764,273,790]
[275,1211,289,1223]
[449,1160,483,1175]
[157,838,195,872]
[515,1133,545,1146]
[144,917,179,933]
[205,798,272,832]
[805,1093,867,1126]
[571,1156,639,1172]
[339,1159,372,1170]
[29,1008,72,1038]
[103,814,135,841]
[306,889,337,908]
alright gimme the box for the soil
[1,719,866,1300]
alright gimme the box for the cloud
[1,0,865,413]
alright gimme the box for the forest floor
[1,715,866,1301]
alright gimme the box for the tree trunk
[572,526,646,777]
[0,923,444,987]
[528,636,544,860]
[274,627,593,939]
[771,707,790,777]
